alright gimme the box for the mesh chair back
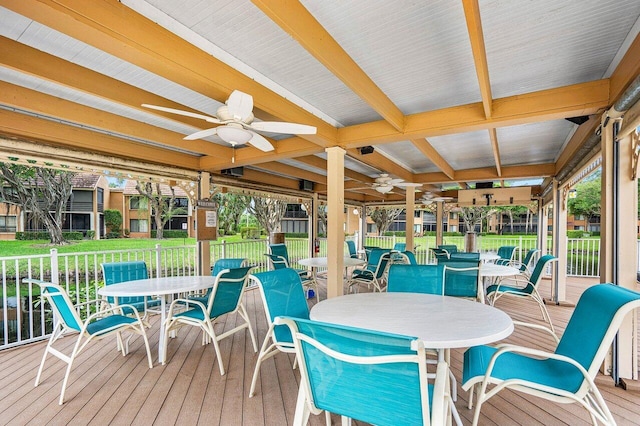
[250,269,310,344]
[101,261,149,305]
[208,266,253,317]
[40,283,83,331]
[366,248,391,273]
[438,244,458,254]
[440,259,480,298]
[555,284,640,391]
[431,248,449,261]
[284,317,429,426]
[521,249,540,272]
[393,242,407,252]
[450,252,480,261]
[387,264,443,294]
[269,243,290,263]
[346,240,358,258]
[212,258,247,276]
[402,250,418,265]
[496,246,517,263]
[520,254,557,295]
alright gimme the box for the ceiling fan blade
[248,131,275,152]
[396,182,422,187]
[226,90,253,121]
[141,104,214,121]
[184,127,218,140]
[249,121,317,135]
[388,179,405,185]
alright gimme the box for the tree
[134,181,187,239]
[367,207,403,236]
[494,205,528,234]
[248,197,287,233]
[104,209,123,235]
[0,164,74,245]
[212,193,251,235]
[317,203,328,236]
[567,177,601,227]
[459,206,496,233]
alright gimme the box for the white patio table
[310,292,513,425]
[298,256,366,295]
[98,275,215,364]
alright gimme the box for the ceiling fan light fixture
[216,126,252,144]
[375,184,393,194]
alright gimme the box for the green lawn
[0,234,251,258]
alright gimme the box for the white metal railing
[0,236,608,350]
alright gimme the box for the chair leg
[292,386,311,426]
[238,303,258,352]
[35,324,63,387]
[203,320,226,376]
[250,325,276,397]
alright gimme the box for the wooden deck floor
[1,277,639,425]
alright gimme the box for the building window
[129,197,147,210]
[0,216,17,232]
[130,219,148,232]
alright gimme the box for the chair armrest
[85,303,144,324]
[512,320,560,344]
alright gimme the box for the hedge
[16,231,84,241]
[150,230,189,238]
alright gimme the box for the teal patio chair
[439,259,482,303]
[163,266,256,374]
[347,248,392,293]
[450,252,480,261]
[345,240,359,258]
[276,316,450,426]
[494,246,517,265]
[249,268,310,397]
[513,248,540,277]
[431,247,450,262]
[486,254,558,332]
[267,243,317,301]
[189,258,247,305]
[362,245,380,260]
[28,279,153,405]
[463,283,640,426]
[387,264,443,294]
[393,242,407,252]
[397,250,419,265]
[101,261,160,320]
[438,244,458,254]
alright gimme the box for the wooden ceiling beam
[0,36,207,130]
[0,80,227,156]
[410,138,455,179]
[488,129,502,177]
[339,80,610,148]
[294,155,375,184]
[199,138,322,170]
[346,149,414,182]
[609,31,640,104]
[0,109,199,169]
[462,0,493,119]
[253,162,327,184]
[252,0,404,132]
[412,163,555,184]
[4,0,336,147]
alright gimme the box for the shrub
[284,232,308,238]
[150,230,188,238]
[85,230,95,239]
[240,226,261,239]
[106,232,121,239]
[62,232,83,240]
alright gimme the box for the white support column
[197,172,211,276]
[436,202,443,247]
[326,147,345,298]
[537,201,548,255]
[550,180,567,303]
[612,111,639,383]
[405,188,415,251]
[359,204,367,250]
[311,193,318,258]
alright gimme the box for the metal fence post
[155,244,162,278]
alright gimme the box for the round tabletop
[298,256,366,268]
[480,252,500,262]
[310,292,513,349]
[98,275,215,297]
[480,263,520,277]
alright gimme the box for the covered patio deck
[1,276,638,425]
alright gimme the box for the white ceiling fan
[370,174,422,194]
[142,90,317,152]
[419,191,454,204]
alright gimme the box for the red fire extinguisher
[314,238,320,253]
